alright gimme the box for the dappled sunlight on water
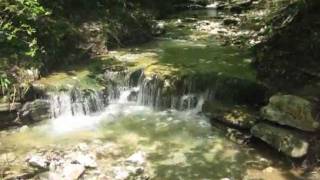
[0,8,303,180]
[0,104,296,179]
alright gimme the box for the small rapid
[46,71,209,134]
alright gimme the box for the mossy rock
[210,120,252,145]
[251,123,309,158]
[202,101,258,129]
[261,94,319,132]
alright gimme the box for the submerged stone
[261,94,319,132]
[251,123,309,158]
[203,101,258,129]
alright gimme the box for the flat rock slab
[251,123,309,158]
[62,163,85,180]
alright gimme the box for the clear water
[0,9,301,180]
[0,88,297,179]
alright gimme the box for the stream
[0,8,302,180]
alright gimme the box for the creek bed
[0,8,303,180]
[0,101,297,179]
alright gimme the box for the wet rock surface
[17,99,51,124]
[251,123,309,158]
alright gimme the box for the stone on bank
[251,123,309,158]
[261,94,319,132]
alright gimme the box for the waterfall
[49,89,106,118]
[47,69,214,133]
[49,70,212,119]
[136,73,209,110]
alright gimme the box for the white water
[49,91,106,133]
[47,71,210,134]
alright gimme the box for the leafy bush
[0,0,50,67]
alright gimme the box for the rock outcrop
[17,99,51,123]
[261,94,319,132]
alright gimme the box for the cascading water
[136,73,213,110]
[50,89,106,118]
[48,89,108,133]
[47,69,213,133]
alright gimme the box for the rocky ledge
[204,94,319,158]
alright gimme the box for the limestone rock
[27,155,49,169]
[126,151,146,165]
[251,123,309,158]
[62,163,85,180]
[68,152,97,168]
[18,99,51,123]
[261,94,319,132]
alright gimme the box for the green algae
[35,8,256,92]
[105,37,255,82]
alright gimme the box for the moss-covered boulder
[251,123,309,158]
[261,94,319,132]
[203,101,258,129]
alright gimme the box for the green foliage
[0,0,50,66]
[0,0,192,71]
[0,73,11,95]
[0,0,197,101]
